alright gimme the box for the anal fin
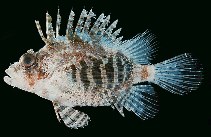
[114,85,158,120]
[53,102,90,129]
[53,102,62,122]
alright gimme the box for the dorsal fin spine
[82,9,96,34]
[112,28,122,40]
[99,15,110,30]
[75,9,87,35]
[105,20,118,36]
[66,10,75,40]
[36,9,123,47]
[56,8,61,38]
[89,13,104,35]
[35,20,47,43]
[46,13,55,42]
[80,9,96,42]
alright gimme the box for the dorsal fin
[35,9,155,65]
[35,8,123,46]
[117,30,157,64]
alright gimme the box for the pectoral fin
[53,102,90,129]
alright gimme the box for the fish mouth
[4,69,12,85]
[4,75,11,85]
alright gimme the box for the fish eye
[21,53,36,67]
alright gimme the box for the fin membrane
[153,53,203,95]
[53,102,90,129]
[118,30,156,64]
[114,85,158,120]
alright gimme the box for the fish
[4,8,202,129]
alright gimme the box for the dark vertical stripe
[105,56,114,88]
[70,64,77,82]
[80,60,90,89]
[116,57,124,83]
[91,58,103,86]
[116,52,133,83]
[70,65,77,82]
[123,58,133,81]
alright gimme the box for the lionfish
[4,9,202,128]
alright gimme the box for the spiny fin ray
[66,10,75,40]
[35,8,123,46]
[56,8,61,38]
[46,12,55,42]
[53,102,90,129]
[153,53,203,95]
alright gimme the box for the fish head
[4,48,51,93]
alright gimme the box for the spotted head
[4,9,67,95]
[4,49,51,93]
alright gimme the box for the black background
[0,0,210,135]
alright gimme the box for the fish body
[4,9,202,129]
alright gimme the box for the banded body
[4,9,202,129]
[34,39,134,107]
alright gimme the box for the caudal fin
[153,53,202,95]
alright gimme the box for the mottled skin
[5,33,140,109]
[6,9,202,129]
[3,7,159,127]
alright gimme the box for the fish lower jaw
[4,75,12,86]
[4,75,30,92]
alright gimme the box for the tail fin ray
[153,53,202,95]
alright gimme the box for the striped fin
[118,30,156,64]
[75,9,87,36]
[114,36,123,45]
[105,20,118,37]
[66,10,75,40]
[114,85,158,119]
[89,13,105,35]
[82,9,96,34]
[35,20,47,43]
[78,9,96,43]
[35,9,123,47]
[89,14,110,41]
[100,20,119,46]
[153,53,203,95]
[99,15,110,30]
[92,15,111,45]
[46,12,55,42]
[53,102,90,129]
[111,28,122,42]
